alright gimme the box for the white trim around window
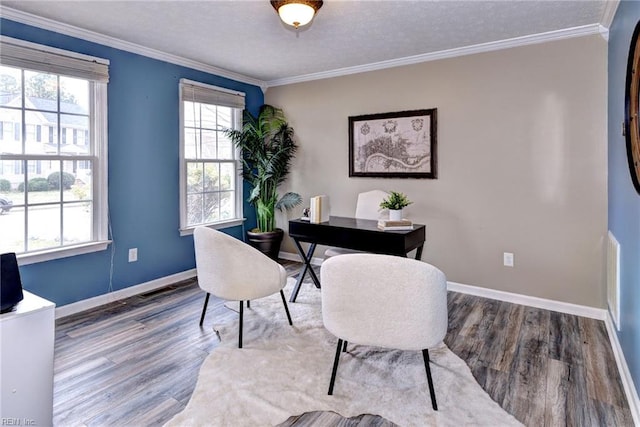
[178,79,245,234]
[0,38,110,263]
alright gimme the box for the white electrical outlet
[503,252,514,267]
[128,248,138,262]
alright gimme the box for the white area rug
[166,279,523,426]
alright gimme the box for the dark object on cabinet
[1,252,24,313]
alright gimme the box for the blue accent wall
[608,1,640,397]
[0,18,263,306]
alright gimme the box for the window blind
[180,79,245,109]
[0,39,109,83]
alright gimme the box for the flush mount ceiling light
[270,0,323,29]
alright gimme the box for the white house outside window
[0,37,109,263]
[179,79,244,233]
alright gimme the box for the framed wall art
[349,108,437,179]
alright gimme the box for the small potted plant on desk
[225,104,302,260]
[380,191,412,221]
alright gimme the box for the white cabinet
[0,291,55,426]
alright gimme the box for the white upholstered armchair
[193,227,293,348]
[324,189,389,258]
[321,253,448,410]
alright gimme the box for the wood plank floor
[52,261,634,426]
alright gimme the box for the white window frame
[0,36,110,265]
[178,79,244,235]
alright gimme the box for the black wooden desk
[288,216,426,302]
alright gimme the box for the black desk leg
[415,244,424,260]
[290,240,320,303]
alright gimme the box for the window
[179,79,244,233]
[0,36,109,263]
[25,124,36,142]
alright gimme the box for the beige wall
[266,35,608,308]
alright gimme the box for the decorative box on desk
[0,291,55,426]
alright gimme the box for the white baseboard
[280,250,606,320]
[56,252,309,320]
[605,312,640,426]
[55,269,197,319]
[446,281,606,320]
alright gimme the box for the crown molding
[1,5,609,92]
[267,23,607,87]
[0,6,266,89]
[601,0,620,30]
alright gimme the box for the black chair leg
[199,293,210,326]
[280,290,293,325]
[328,338,343,395]
[238,300,244,348]
[247,300,250,308]
[423,349,438,410]
[342,340,348,352]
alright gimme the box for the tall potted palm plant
[225,104,302,259]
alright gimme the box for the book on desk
[310,195,330,223]
[377,218,414,231]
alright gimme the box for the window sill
[16,241,111,266]
[179,218,246,236]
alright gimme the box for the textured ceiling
[1,1,609,85]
